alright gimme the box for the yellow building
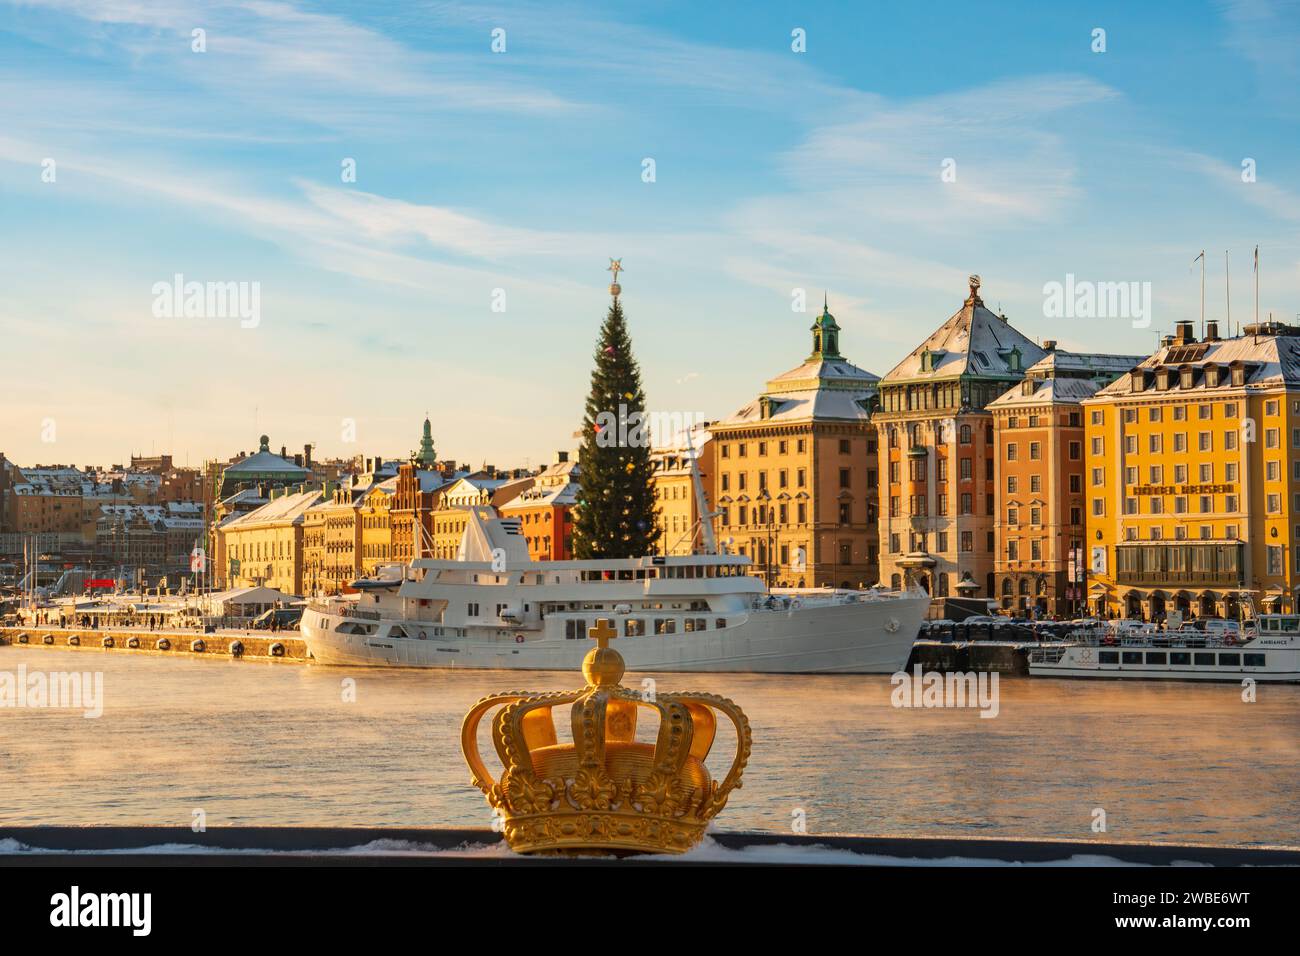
[711,302,880,588]
[302,489,362,595]
[650,427,714,556]
[358,480,395,576]
[1083,319,1300,620]
[216,488,320,596]
[430,475,533,559]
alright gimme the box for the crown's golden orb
[461,617,750,856]
[582,619,624,686]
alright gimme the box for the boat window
[1244,653,1265,667]
[653,618,676,635]
[1282,618,1300,632]
[624,619,644,637]
[1194,652,1215,665]
[1121,651,1142,664]
[715,618,726,629]
[389,625,409,639]
[1170,652,1191,665]
[564,619,588,640]
[1098,651,1119,664]
[1145,652,1167,665]
[618,570,633,581]
[1218,653,1241,666]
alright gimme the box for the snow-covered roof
[882,280,1046,383]
[988,375,1107,410]
[1091,326,1300,399]
[223,489,323,529]
[719,387,876,428]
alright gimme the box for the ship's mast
[688,440,718,555]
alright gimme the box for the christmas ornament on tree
[573,260,660,560]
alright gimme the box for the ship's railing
[305,600,380,621]
[1068,627,1245,649]
[1028,646,1070,664]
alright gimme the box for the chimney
[280,445,287,458]
[294,454,303,467]
[1042,339,1057,352]
[557,451,569,463]
[1161,335,1174,348]
[1173,320,1196,346]
[1205,321,1220,341]
[304,443,313,468]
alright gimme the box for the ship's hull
[301,594,928,674]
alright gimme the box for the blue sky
[2,0,1298,469]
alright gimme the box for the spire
[965,274,983,307]
[415,415,436,467]
[808,297,842,360]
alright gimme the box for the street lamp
[757,488,775,588]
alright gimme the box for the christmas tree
[573,262,660,559]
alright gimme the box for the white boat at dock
[300,506,928,674]
[1029,614,1300,682]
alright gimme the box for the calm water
[2,645,1298,846]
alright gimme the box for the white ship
[1028,615,1300,682]
[301,505,928,674]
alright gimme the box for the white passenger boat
[301,506,928,674]
[1028,614,1300,682]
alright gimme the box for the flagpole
[1225,249,1230,335]
[1192,250,1205,338]
[1254,245,1260,334]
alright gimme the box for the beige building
[650,427,714,556]
[217,488,321,595]
[711,302,880,588]
[874,276,1046,602]
[430,475,533,560]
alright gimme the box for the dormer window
[1155,368,1171,391]
[1231,364,1246,386]
[1007,347,1022,372]
[1179,366,1195,389]
[1205,364,1220,387]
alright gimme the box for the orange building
[873,276,1046,603]
[988,346,1143,617]
[500,453,579,561]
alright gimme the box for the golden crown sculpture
[461,619,751,855]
